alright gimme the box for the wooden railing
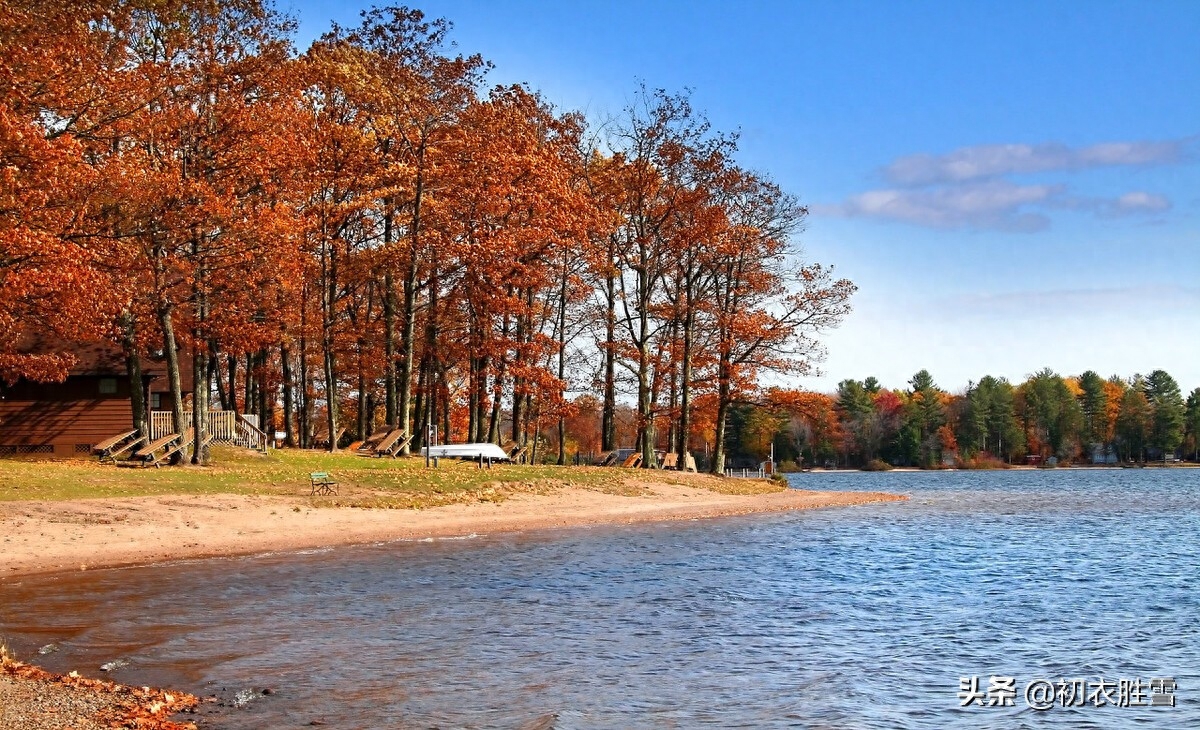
[150,411,269,451]
[236,413,269,452]
[150,411,177,440]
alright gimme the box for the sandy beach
[0,479,904,578]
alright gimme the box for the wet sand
[0,481,904,578]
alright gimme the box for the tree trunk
[665,315,679,457]
[711,364,732,475]
[192,346,209,465]
[157,303,186,465]
[321,232,339,452]
[191,248,210,466]
[488,367,505,444]
[637,269,656,469]
[227,354,238,413]
[398,258,417,449]
[422,267,441,446]
[356,347,368,441]
[322,343,338,451]
[488,307,511,444]
[298,326,310,449]
[413,356,427,447]
[281,341,295,447]
[601,270,616,452]
[398,166,424,452]
[243,352,253,421]
[121,312,147,437]
[210,351,226,411]
[677,306,695,471]
[383,268,396,427]
[440,368,451,443]
[637,359,656,467]
[511,330,525,444]
[257,347,269,441]
[557,255,568,465]
[467,311,480,443]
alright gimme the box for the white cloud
[821,184,1173,230]
[827,180,1060,231]
[883,138,1191,186]
[817,134,1184,231]
[1108,191,1172,215]
[1046,190,1174,218]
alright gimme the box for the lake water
[2,469,1198,728]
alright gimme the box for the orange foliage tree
[3,2,859,468]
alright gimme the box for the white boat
[421,443,511,461]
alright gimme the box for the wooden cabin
[0,337,192,457]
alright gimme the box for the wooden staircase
[150,411,268,453]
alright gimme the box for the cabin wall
[0,375,138,456]
[0,344,197,458]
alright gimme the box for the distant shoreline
[0,481,905,579]
[786,463,1199,474]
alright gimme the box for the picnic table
[131,431,190,468]
[374,430,412,458]
[355,429,390,454]
[92,429,144,464]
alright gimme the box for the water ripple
[1,469,1197,728]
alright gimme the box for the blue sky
[287,0,1200,394]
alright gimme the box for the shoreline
[0,481,905,578]
[0,654,199,730]
[787,463,1200,473]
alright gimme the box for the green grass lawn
[0,447,781,507]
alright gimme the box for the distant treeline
[716,369,1200,469]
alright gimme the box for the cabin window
[99,378,118,395]
[150,392,162,409]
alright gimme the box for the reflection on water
[2,469,1199,728]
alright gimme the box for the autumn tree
[704,172,854,474]
[295,24,390,450]
[329,7,487,451]
[871,388,907,464]
[1101,376,1126,447]
[440,87,594,454]
[0,1,129,383]
[604,88,720,468]
[2,3,874,470]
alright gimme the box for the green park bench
[310,471,338,496]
